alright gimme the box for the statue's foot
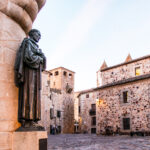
[16,121,45,132]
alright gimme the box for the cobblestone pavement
[48,134,150,150]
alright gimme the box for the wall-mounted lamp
[96,99,104,106]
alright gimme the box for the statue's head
[28,29,41,42]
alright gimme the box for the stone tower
[49,67,75,133]
[0,0,46,149]
[49,67,74,92]
[97,60,108,87]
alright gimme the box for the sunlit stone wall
[0,0,46,149]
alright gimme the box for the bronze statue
[14,29,46,130]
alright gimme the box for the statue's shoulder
[20,38,33,48]
[18,38,31,51]
[22,38,31,44]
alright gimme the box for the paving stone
[48,134,150,150]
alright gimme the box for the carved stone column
[0,0,46,149]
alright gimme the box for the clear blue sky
[33,0,150,91]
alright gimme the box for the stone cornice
[0,0,46,33]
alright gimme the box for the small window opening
[91,128,96,134]
[79,106,81,114]
[58,126,61,133]
[55,71,59,76]
[86,94,89,98]
[57,110,61,118]
[91,116,96,126]
[91,104,96,110]
[63,71,67,76]
[123,91,128,103]
[50,108,54,119]
[123,118,130,130]
[135,67,140,76]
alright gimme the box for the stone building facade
[78,54,150,134]
[97,54,150,86]
[78,91,97,134]
[40,67,75,134]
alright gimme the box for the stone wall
[39,71,51,131]
[49,68,62,90]
[41,68,75,134]
[78,55,150,135]
[62,92,74,133]
[97,57,150,86]
[49,67,74,133]
[0,0,46,149]
[96,79,150,134]
[78,78,150,134]
[74,92,79,122]
[40,71,63,133]
[79,92,97,133]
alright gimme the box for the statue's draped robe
[15,38,46,122]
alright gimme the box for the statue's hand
[38,49,45,58]
[36,49,42,55]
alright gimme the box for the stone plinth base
[0,132,12,150]
[12,131,47,150]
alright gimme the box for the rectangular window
[63,71,67,76]
[86,94,89,98]
[50,108,54,119]
[58,126,61,133]
[91,128,96,134]
[135,67,140,76]
[55,71,59,76]
[123,118,130,130]
[123,91,128,103]
[91,116,96,126]
[89,104,96,116]
[78,106,81,114]
[91,104,96,110]
[57,110,61,118]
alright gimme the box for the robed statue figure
[14,29,46,130]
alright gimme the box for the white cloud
[48,0,113,68]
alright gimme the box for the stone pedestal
[0,0,46,150]
[13,131,47,150]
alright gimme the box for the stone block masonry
[97,55,150,86]
[96,79,150,134]
[0,0,46,149]
[41,67,75,134]
[78,54,150,135]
